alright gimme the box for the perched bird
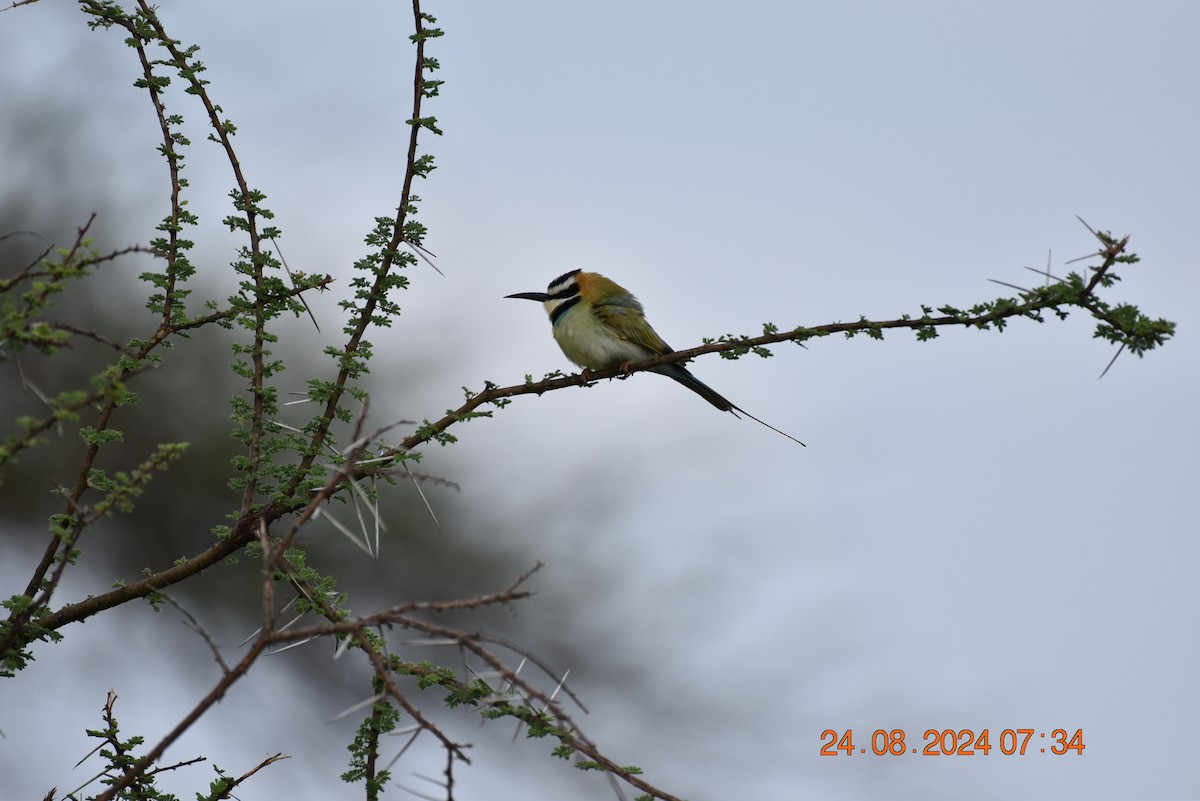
[506,269,804,445]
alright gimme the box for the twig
[159,591,230,674]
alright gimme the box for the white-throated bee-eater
[506,269,804,445]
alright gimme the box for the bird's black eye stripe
[549,295,581,325]
[547,282,579,300]
[546,269,582,292]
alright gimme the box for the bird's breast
[552,302,654,370]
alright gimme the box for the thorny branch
[381,229,1167,459]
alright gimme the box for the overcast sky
[3,2,1198,800]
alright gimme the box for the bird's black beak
[504,292,551,301]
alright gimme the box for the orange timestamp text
[819,728,1085,757]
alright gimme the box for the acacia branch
[252,564,681,801]
[384,231,1153,457]
[92,635,273,801]
[387,615,683,801]
[284,0,439,501]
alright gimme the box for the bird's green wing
[592,301,674,356]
